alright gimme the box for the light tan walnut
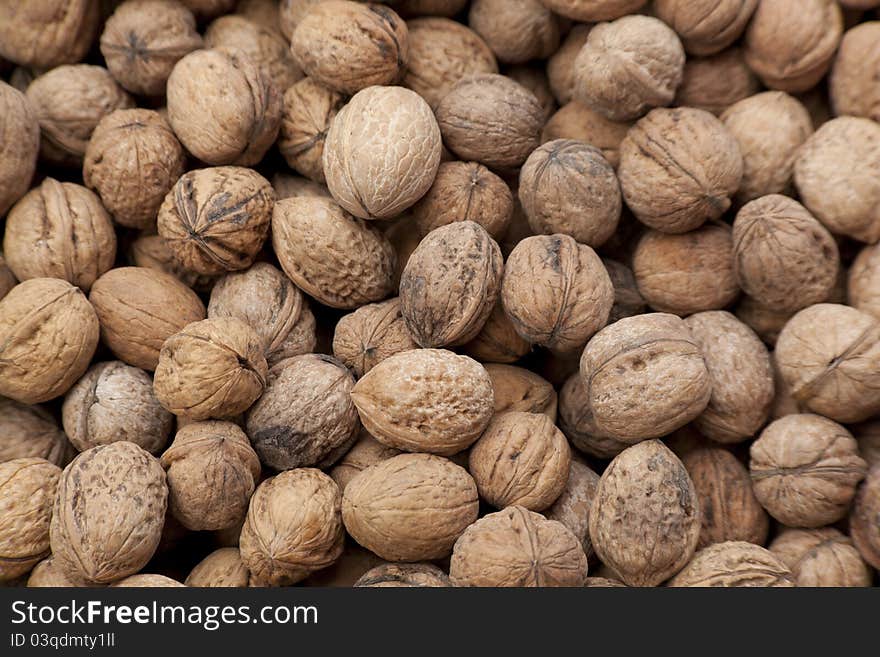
[332,298,417,378]
[668,541,794,587]
[0,82,39,217]
[770,528,871,587]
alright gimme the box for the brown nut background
[850,465,880,569]
[673,49,760,116]
[463,300,532,364]
[329,432,401,493]
[541,102,631,170]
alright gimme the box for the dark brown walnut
[673,49,760,116]
[769,528,872,587]
[160,421,260,531]
[0,458,61,581]
[735,296,792,347]
[468,0,559,65]
[7,67,35,94]
[732,195,838,312]
[505,65,557,124]
[278,79,343,184]
[84,109,186,231]
[0,399,75,467]
[541,103,631,170]
[775,304,880,423]
[463,301,531,364]
[166,48,282,166]
[292,1,408,94]
[744,0,843,92]
[185,548,252,587]
[484,364,557,420]
[158,167,274,276]
[831,23,880,123]
[538,0,646,21]
[0,254,15,302]
[100,0,203,97]
[502,234,613,353]
[668,541,795,587]
[3,179,116,292]
[849,243,880,321]
[329,432,401,493]
[0,1,99,69]
[112,574,185,588]
[154,318,267,421]
[27,556,81,588]
[851,465,880,569]
[573,15,685,122]
[545,457,600,559]
[558,375,628,459]
[246,354,359,471]
[129,235,217,293]
[62,361,173,455]
[50,442,167,585]
[450,505,587,586]
[344,453,478,561]
[0,279,99,405]
[618,107,743,234]
[240,469,344,586]
[655,0,758,56]
[396,0,469,17]
[400,221,502,348]
[26,65,133,168]
[272,173,333,201]
[354,563,451,588]
[0,82,39,217]
[332,298,417,378]
[546,24,591,106]
[272,197,396,309]
[750,414,868,527]
[603,259,646,324]
[180,0,236,19]
[435,74,543,170]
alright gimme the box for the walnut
[750,414,867,527]
[849,243,880,321]
[272,197,396,309]
[180,0,236,20]
[112,574,185,587]
[323,86,441,220]
[618,108,743,233]
[154,317,268,421]
[0,399,75,467]
[343,453,478,561]
[129,235,217,292]
[0,279,99,405]
[769,528,871,587]
[272,173,333,201]
[236,0,282,34]
[166,48,282,166]
[505,65,557,123]
[850,465,880,569]
[468,0,559,64]
[0,458,61,581]
[735,296,791,347]
[330,432,401,493]
[541,103,631,170]
[0,1,99,69]
[278,79,343,184]
[100,0,203,97]
[185,547,252,587]
[27,557,81,588]
[463,301,531,364]
[673,49,760,116]
[332,298,417,378]
[3,179,116,291]
[544,457,600,560]
[546,24,591,105]
[351,349,494,455]
[668,541,795,587]
[602,259,646,324]
[50,442,167,585]
[831,22,880,123]
[0,82,39,217]
[482,365,553,420]
[558,375,627,459]
[655,0,758,55]
[279,0,323,39]
[538,0,646,21]
[436,74,544,169]
[354,563,451,587]
[450,505,587,586]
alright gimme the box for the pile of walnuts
[2,0,880,589]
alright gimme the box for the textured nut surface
[329,432,401,493]
[539,0,646,21]
[185,547,251,587]
[831,22,880,123]
[541,102,631,170]
[850,465,880,569]
[332,298,417,378]
[546,24,591,105]
[112,574,185,587]
[272,173,333,201]
[278,78,344,184]
[0,1,98,69]
[505,65,557,124]
[468,0,559,65]
[485,364,557,419]
[735,296,792,347]
[354,562,451,587]
[673,49,759,116]
[769,528,871,587]
[545,457,600,559]
[129,235,217,293]
[27,556,81,588]
[0,82,39,217]
[463,300,531,364]
[668,541,795,587]
[603,258,646,323]
[0,399,74,467]
[655,0,757,55]
[849,243,880,321]
[558,374,628,459]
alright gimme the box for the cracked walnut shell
[770,528,871,587]
[0,399,75,467]
[0,82,39,217]
[278,78,344,184]
[668,541,795,587]
[332,298,417,378]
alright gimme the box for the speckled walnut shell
[0,458,61,581]
[100,0,203,97]
[180,0,236,19]
[450,505,587,586]
[0,399,75,467]
[544,457,600,560]
[435,74,543,169]
[400,222,502,348]
[655,0,758,56]
[0,1,99,69]
[154,317,267,421]
[272,197,396,309]
[352,349,493,455]
[27,557,81,588]
[332,298,417,378]
[354,562,451,587]
[851,465,880,569]
[849,243,880,321]
[186,547,252,587]
[468,0,559,65]
[0,82,39,217]
[744,0,842,92]
[330,432,401,493]
[463,301,531,364]
[50,442,167,585]
[775,304,880,423]
[559,375,628,459]
[278,79,343,184]
[831,23,880,123]
[343,453,479,561]
[668,541,794,587]
[541,103,631,170]
[618,108,743,233]
[539,0,646,21]
[750,414,867,527]
[769,528,871,587]
[546,24,591,106]
[246,354,359,471]
[573,15,685,122]
[0,279,99,405]
[3,179,116,292]
[674,49,759,116]
[323,85,441,220]
[240,469,344,586]
[129,235,217,293]
[112,574,185,587]
[166,48,282,166]
[484,364,557,419]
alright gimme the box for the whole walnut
[603,259,646,323]
[673,49,760,116]
[463,301,531,364]
[279,0,323,39]
[185,548,252,587]
[400,222,502,348]
[0,83,39,217]
[158,167,275,276]
[435,74,543,170]
[0,399,75,467]
[343,453,479,561]
[323,86,441,220]
[50,442,167,585]
[84,109,186,230]
[352,349,494,455]
[0,279,99,405]
[468,0,559,65]
[278,79,344,184]
[484,364,557,419]
[505,65,557,124]
[541,103,631,170]
[26,65,133,168]
[502,234,613,353]
[769,528,871,587]
[544,457,600,559]
[330,433,401,493]
[580,313,711,442]
[744,0,843,92]
[655,0,758,55]
[166,48,282,166]
[775,304,880,423]
[272,172,333,201]
[112,574,185,588]
[246,354,359,471]
[546,24,591,106]
[573,15,685,122]
[154,318,268,421]
[558,385,625,464]
[750,414,867,527]
[100,0,203,97]
[831,23,880,123]
[236,0,282,34]
[794,117,880,243]
[272,197,396,309]
[355,563,451,588]
[450,505,587,587]
[538,0,646,21]
[849,243,880,321]
[332,298,417,378]
[129,236,216,293]
[668,541,795,587]
[3,179,116,292]
[850,465,880,569]
[0,1,99,69]
[240,469,344,586]
[735,296,792,347]
[27,557,81,588]
[618,108,743,233]
[0,458,61,581]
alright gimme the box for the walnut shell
[185,547,252,587]
[450,505,587,586]
[505,65,557,124]
[831,22,880,123]
[279,0,323,39]
[112,574,185,587]
[332,298,417,378]
[329,432,401,493]
[850,465,880,569]
[735,295,791,347]
[236,0,282,34]
[0,399,75,467]
[468,0,559,65]
[546,24,591,106]
[538,0,646,21]
[673,48,760,116]
[0,278,99,405]
[655,0,758,56]
[463,300,532,364]
[558,374,628,459]
[278,78,343,184]
[343,453,479,561]
[354,562,451,587]
[668,541,795,587]
[849,243,880,321]
[27,556,81,588]
[541,102,631,170]
[769,528,871,587]
[544,456,600,559]
[0,1,99,69]
[351,349,494,455]
[272,172,333,201]
[0,82,39,217]
[484,364,557,419]
[129,235,217,293]
[50,442,168,585]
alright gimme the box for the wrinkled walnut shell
[541,102,631,170]
[673,49,759,116]
[655,0,758,56]
[484,364,557,419]
[468,0,559,65]
[0,82,39,217]
[850,465,880,569]
[278,78,344,184]
[668,541,794,587]
[0,399,75,467]
[329,432,401,493]
[769,528,871,587]
[558,374,629,459]
[354,563,451,587]
[332,298,418,378]
[831,22,880,123]
[463,300,532,364]
[0,1,99,69]
[185,547,252,587]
